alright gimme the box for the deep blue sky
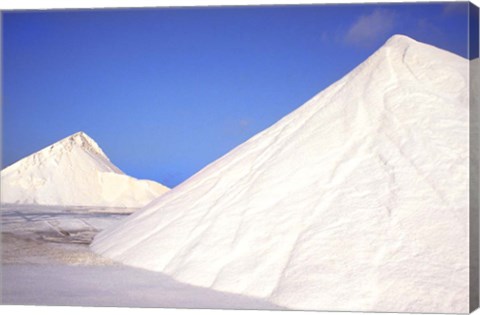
[3,2,477,187]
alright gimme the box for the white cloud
[320,31,329,43]
[442,2,467,15]
[344,9,396,47]
[239,119,250,127]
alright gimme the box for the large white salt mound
[92,35,471,312]
[1,132,169,207]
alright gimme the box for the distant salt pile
[1,132,169,207]
[92,35,471,312]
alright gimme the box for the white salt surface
[1,132,169,207]
[1,204,280,310]
[1,204,132,265]
[2,265,282,309]
[92,35,472,313]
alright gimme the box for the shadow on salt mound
[3,264,284,310]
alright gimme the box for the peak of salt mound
[1,132,169,207]
[384,34,417,47]
[378,34,463,66]
[64,131,101,151]
[92,37,470,312]
[50,131,109,161]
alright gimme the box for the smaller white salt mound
[1,132,169,207]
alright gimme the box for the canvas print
[1,1,479,313]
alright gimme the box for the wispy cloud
[223,118,253,136]
[238,119,250,128]
[320,31,329,43]
[416,18,444,40]
[442,2,467,16]
[344,9,396,47]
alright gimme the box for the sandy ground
[0,204,281,309]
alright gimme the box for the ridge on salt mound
[1,132,170,207]
[92,35,471,312]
